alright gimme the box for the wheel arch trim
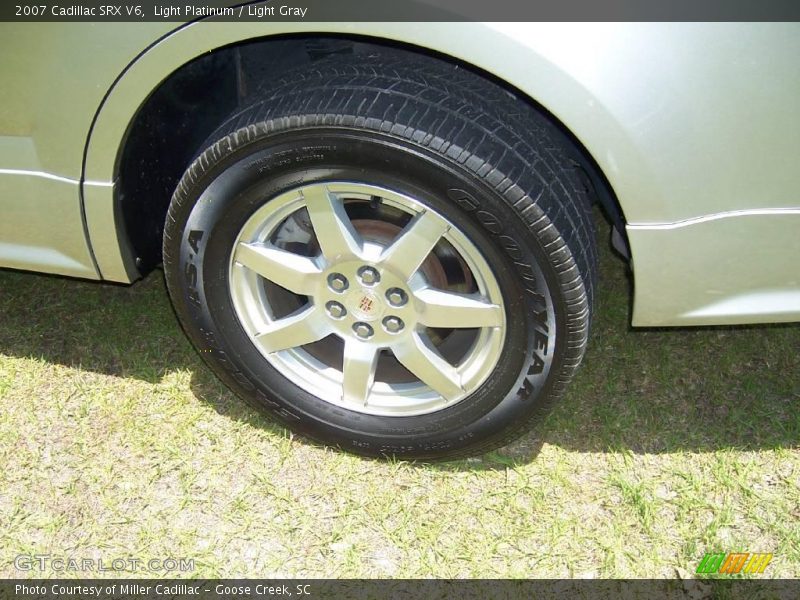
[81,21,645,284]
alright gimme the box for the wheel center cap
[347,289,384,321]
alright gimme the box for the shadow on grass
[1,249,798,469]
[0,266,285,439]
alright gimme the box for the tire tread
[164,52,598,459]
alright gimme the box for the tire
[163,53,596,460]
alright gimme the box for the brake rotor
[351,218,451,289]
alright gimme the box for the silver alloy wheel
[228,182,506,417]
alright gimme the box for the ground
[0,215,797,584]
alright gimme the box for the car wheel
[163,54,596,460]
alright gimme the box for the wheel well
[117,35,629,276]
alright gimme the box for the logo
[358,296,375,314]
[347,289,383,321]
[14,554,195,573]
[696,552,773,575]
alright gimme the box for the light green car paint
[0,22,175,278]
[0,21,798,326]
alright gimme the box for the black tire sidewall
[166,128,564,458]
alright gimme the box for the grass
[0,215,798,581]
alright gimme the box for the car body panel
[0,166,96,278]
[628,210,800,325]
[0,118,96,277]
[0,22,174,278]
[1,20,798,324]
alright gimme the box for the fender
[82,20,800,326]
[82,20,641,282]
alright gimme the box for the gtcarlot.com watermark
[14,554,194,573]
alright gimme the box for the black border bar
[3,0,800,22]
[2,579,799,600]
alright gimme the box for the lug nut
[353,322,374,339]
[358,266,380,285]
[327,273,349,292]
[386,287,408,307]
[382,316,404,333]
[326,301,346,319]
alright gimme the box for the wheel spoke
[302,185,363,262]
[392,332,463,401]
[415,288,503,328]
[380,210,449,281]
[255,306,328,353]
[233,242,320,295]
[229,181,507,417]
[342,341,380,407]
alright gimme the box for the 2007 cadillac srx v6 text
[1,21,798,459]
